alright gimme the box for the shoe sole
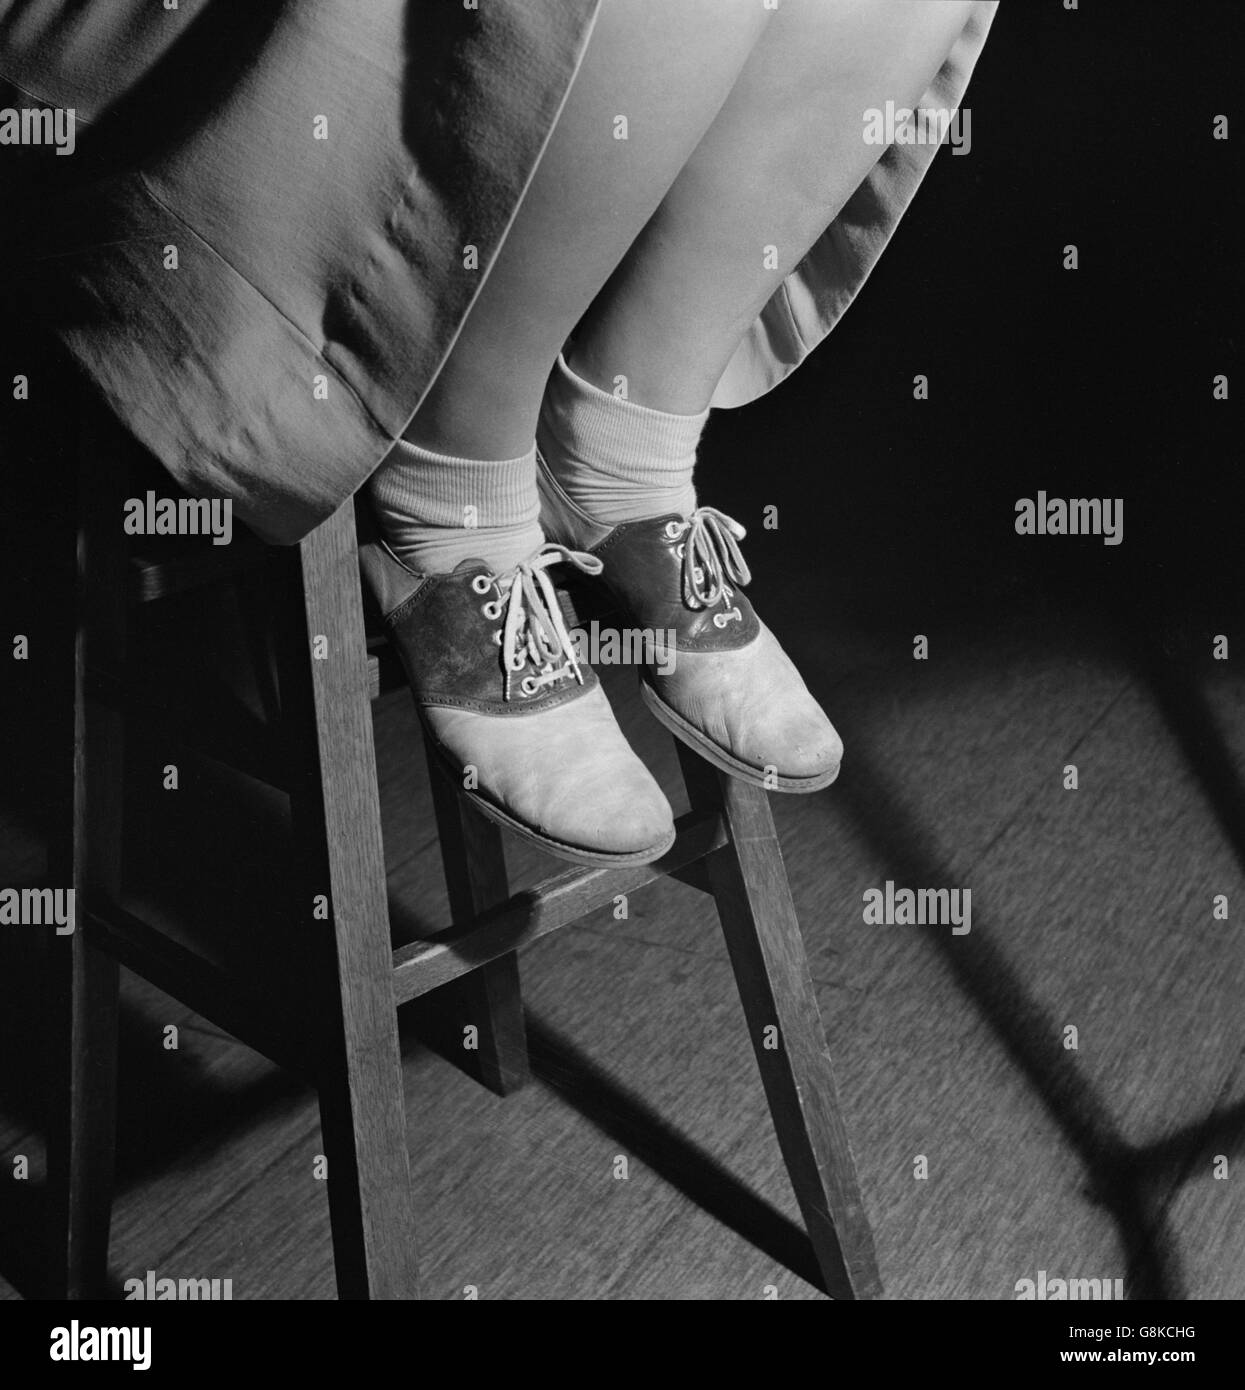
[639,679,840,794]
[421,722,677,869]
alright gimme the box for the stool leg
[231,572,283,725]
[276,501,420,1300]
[677,744,882,1300]
[44,941,119,1300]
[46,399,124,1299]
[423,744,530,1096]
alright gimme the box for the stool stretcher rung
[84,907,313,1080]
[366,646,405,702]
[391,810,726,1002]
[128,544,266,604]
[84,667,292,792]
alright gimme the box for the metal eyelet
[492,630,503,646]
[507,653,526,673]
[520,676,537,696]
[713,613,728,629]
[664,521,683,541]
[481,599,502,620]
[675,543,686,559]
[471,574,492,595]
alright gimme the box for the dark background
[0,0,1241,1305]
[701,0,1239,650]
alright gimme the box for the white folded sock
[537,352,707,524]
[367,438,542,575]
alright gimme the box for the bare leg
[533,0,978,797]
[569,0,977,413]
[402,0,772,461]
[362,2,774,870]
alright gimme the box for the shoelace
[667,507,752,615]
[476,543,604,701]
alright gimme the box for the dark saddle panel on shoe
[386,560,598,717]
[591,514,760,654]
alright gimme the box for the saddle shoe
[359,533,676,866]
[535,449,843,792]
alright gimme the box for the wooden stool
[45,399,881,1300]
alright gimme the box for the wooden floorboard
[1160,1042,1245,1301]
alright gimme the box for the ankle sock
[367,438,542,575]
[537,352,707,524]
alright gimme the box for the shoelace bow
[673,507,752,610]
[489,543,603,701]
